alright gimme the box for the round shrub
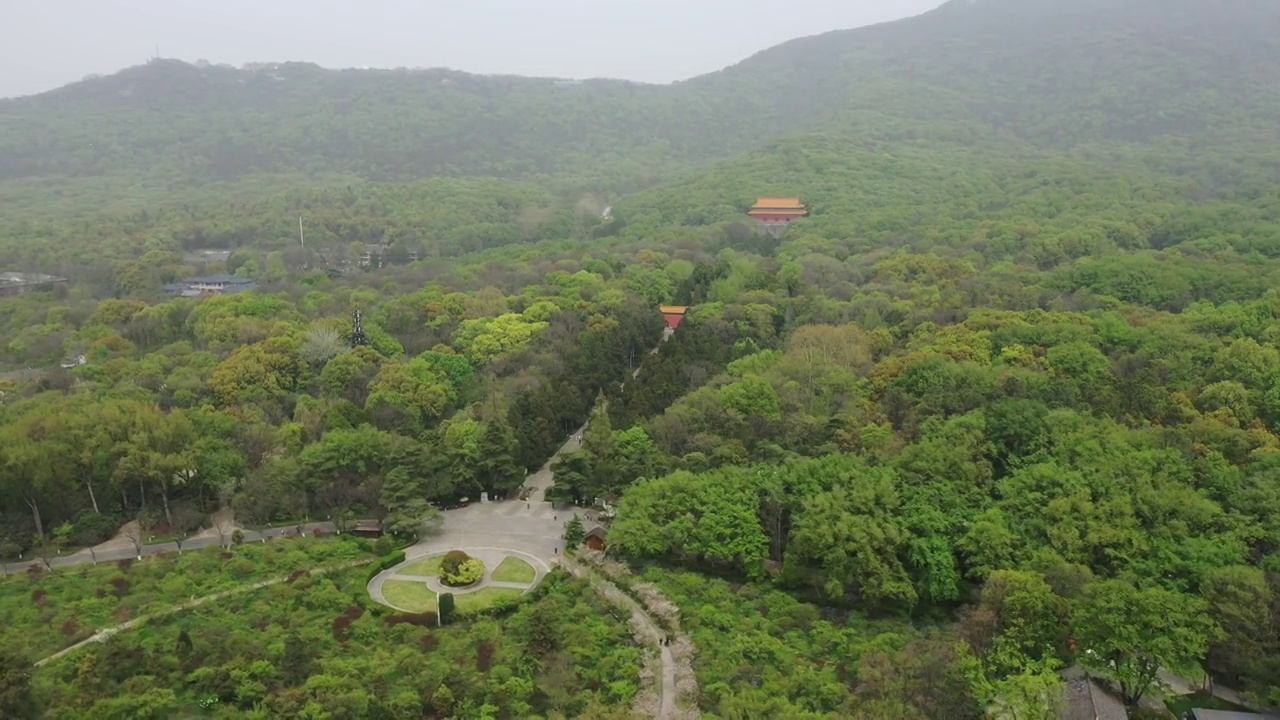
[440,550,471,576]
[441,558,485,587]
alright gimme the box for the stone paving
[366,420,598,609]
[367,494,584,610]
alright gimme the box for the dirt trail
[562,557,679,719]
[34,558,371,668]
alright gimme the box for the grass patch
[491,556,537,584]
[1165,692,1250,717]
[398,555,443,577]
[381,580,523,614]
[381,580,438,612]
[456,586,524,612]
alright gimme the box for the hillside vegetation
[27,561,642,719]
[2,0,1278,192]
[2,0,1280,717]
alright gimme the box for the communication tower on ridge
[350,309,369,348]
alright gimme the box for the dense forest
[2,0,1280,717]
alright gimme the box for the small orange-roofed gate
[659,305,689,330]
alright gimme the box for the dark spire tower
[350,308,369,348]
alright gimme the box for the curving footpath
[561,556,679,720]
[34,558,373,668]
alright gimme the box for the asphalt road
[1,521,337,575]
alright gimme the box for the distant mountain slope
[688,0,1280,148]
[0,62,708,187]
[1,0,1277,188]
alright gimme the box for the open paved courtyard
[416,499,569,560]
[368,428,589,610]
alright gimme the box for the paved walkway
[5,332,676,576]
[525,426,587,500]
[3,520,336,575]
[390,575,535,592]
[420,576,533,592]
[384,573,537,591]
[1150,668,1274,714]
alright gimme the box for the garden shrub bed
[439,551,485,587]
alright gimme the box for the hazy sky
[2,0,944,98]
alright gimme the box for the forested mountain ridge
[0,61,698,187]
[698,0,1280,150]
[3,0,1278,190]
[6,2,1280,715]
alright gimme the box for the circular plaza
[369,546,552,613]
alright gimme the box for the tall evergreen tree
[563,514,586,548]
[476,420,523,497]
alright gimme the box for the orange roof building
[748,197,808,222]
[660,305,689,330]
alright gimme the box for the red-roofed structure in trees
[660,305,689,330]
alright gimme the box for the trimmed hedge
[384,611,439,628]
[438,593,455,624]
[366,550,406,583]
